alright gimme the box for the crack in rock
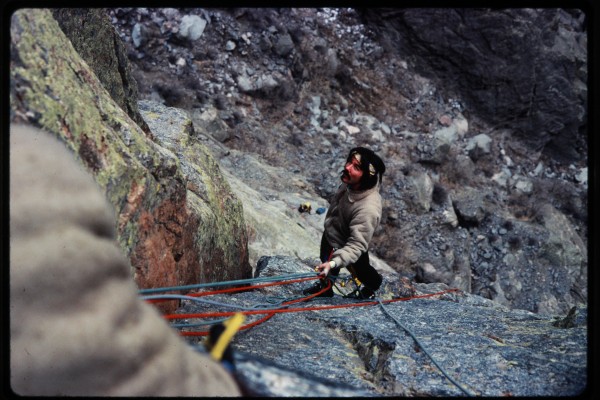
[322,320,397,394]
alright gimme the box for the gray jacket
[323,182,382,268]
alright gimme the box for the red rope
[146,276,319,304]
[178,280,334,337]
[181,313,277,337]
[143,265,461,337]
[169,287,460,336]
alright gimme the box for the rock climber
[303,146,386,299]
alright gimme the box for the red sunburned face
[341,155,363,189]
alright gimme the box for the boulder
[451,186,486,227]
[178,14,207,41]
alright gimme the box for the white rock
[452,113,469,137]
[514,178,533,194]
[132,23,144,48]
[179,15,207,41]
[491,170,510,187]
[466,133,492,154]
[346,125,360,135]
[443,208,459,228]
[225,40,236,51]
[575,167,588,185]
[532,162,544,177]
[434,125,459,145]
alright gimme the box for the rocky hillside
[8,7,589,397]
[107,7,587,316]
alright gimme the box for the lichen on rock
[10,9,251,311]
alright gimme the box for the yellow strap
[209,313,246,361]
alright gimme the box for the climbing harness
[328,264,376,299]
[316,249,374,299]
[336,264,373,299]
[336,274,360,291]
[338,265,362,288]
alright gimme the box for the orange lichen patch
[133,209,178,313]
[131,191,199,313]
[118,181,146,231]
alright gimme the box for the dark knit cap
[347,147,386,190]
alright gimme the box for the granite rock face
[138,100,249,285]
[178,256,587,397]
[51,8,150,134]
[9,9,251,310]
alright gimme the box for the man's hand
[315,261,335,278]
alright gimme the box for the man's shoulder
[349,187,381,211]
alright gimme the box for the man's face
[341,155,363,188]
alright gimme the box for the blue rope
[376,299,476,396]
[140,294,293,311]
[142,273,336,330]
[138,272,317,295]
[171,318,228,328]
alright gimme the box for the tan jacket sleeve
[9,124,241,396]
